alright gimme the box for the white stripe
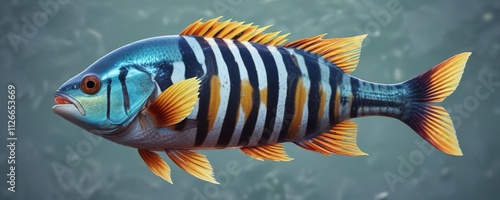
[243,41,268,146]
[318,59,332,130]
[267,46,287,144]
[182,36,207,74]
[225,40,249,81]
[225,39,248,147]
[171,61,185,84]
[202,38,231,147]
[291,49,310,139]
[188,99,199,122]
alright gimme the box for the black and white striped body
[112,35,409,150]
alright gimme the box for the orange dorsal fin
[180,17,290,46]
[284,34,367,74]
[138,149,173,184]
[145,77,200,128]
[294,120,368,156]
[165,149,219,184]
[240,144,293,161]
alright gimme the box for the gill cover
[107,66,155,125]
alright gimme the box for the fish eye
[80,74,101,94]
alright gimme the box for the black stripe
[154,62,173,91]
[194,36,218,146]
[215,38,241,148]
[174,119,187,130]
[179,37,204,79]
[106,79,111,120]
[329,65,343,122]
[118,67,130,115]
[277,48,301,143]
[176,37,202,131]
[197,37,219,75]
[234,41,260,146]
[304,51,321,136]
[254,44,279,145]
[350,77,360,118]
[339,75,351,120]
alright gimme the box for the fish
[53,16,471,184]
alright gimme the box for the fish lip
[53,93,86,116]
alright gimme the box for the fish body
[53,17,470,184]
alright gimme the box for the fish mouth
[52,93,86,115]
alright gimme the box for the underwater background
[1,0,499,199]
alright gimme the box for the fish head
[53,51,156,135]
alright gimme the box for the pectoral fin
[165,149,219,184]
[138,149,173,184]
[240,144,293,161]
[145,77,201,128]
[294,120,368,156]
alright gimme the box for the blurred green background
[1,0,499,199]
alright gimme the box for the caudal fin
[400,52,471,156]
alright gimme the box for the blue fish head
[52,42,161,134]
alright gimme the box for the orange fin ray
[398,53,470,156]
[138,149,172,184]
[284,34,367,74]
[401,104,462,156]
[145,77,200,128]
[294,120,368,156]
[399,52,471,156]
[165,149,219,184]
[406,52,471,103]
[240,144,293,161]
[180,17,290,46]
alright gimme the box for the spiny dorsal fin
[180,16,290,46]
[284,34,367,74]
[138,149,173,184]
[294,120,368,156]
[165,149,219,184]
[240,144,293,161]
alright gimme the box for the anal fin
[240,144,293,161]
[294,120,368,156]
[138,149,172,184]
[165,149,219,184]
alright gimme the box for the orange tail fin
[400,52,471,156]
